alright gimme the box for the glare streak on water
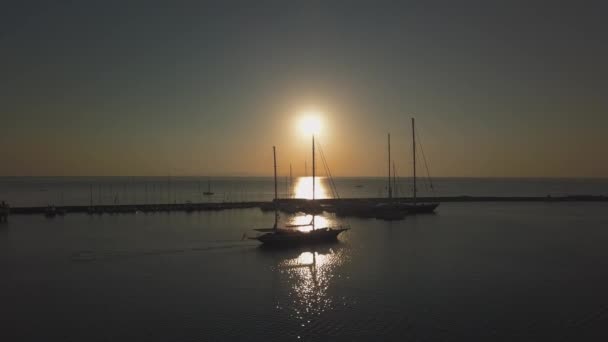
[277,248,349,328]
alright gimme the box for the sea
[2,177,608,341]
[1,176,607,207]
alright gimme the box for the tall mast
[272,146,278,230]
[273,146,278,201]
[392,161,397,198]
[312,135,315,201]
[289,163,293,198]
[412,117,417,204]
[312,135,316,230]
[388,133,392,199]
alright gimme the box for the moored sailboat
[397,117,439,213]
[334,117,438,219]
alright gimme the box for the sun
[298,111,323,136]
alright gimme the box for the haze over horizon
[1,1,606,178]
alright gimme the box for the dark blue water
[2,202,608,341]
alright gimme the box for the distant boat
[203,179,214,196]
[252,144,349,246]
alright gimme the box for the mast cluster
[386,117,418,203]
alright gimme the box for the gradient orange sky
[1,1,606,177]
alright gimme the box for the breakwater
[6,195,606,216]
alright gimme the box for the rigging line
[316,140,331,194]
[415,126,435,193]
[414,150,429,192]
[318,145,336,198]
[322,153,338,199]
[417,147,433,193]
[321,143,340,199]
[316,140,340,199]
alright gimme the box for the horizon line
[1,175,607,179]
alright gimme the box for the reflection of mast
[311,252,318,288]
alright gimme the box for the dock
[5,195,607,216]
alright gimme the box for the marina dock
[6,195,607,216]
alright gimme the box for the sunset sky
[1,1,606,177]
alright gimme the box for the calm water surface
[2,203,608,341]
[1,177,607,207]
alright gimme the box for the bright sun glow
[294,176,329,200]
[298,112,322,136]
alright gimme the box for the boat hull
[256,228,349,246]
[334,202,439,219]
[400,203,440,214]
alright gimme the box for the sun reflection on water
[293,177,329,200]
[276,246,349,331]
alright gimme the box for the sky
[1,0,606,177]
